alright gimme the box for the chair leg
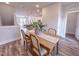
[56,41,59,55]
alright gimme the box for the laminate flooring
[0,34,79,56]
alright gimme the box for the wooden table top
[37,32,59,44]
[29,30,59,50]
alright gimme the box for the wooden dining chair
[21,30,32,52]
[48,28,59,55]
[48,28,56,36]
[30,33,52,56]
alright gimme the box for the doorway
[66,12,77,39]
[65,10,79,40]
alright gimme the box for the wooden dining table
[28,30,59,55]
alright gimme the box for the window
[15,15,42,27]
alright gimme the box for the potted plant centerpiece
[25,20,46,34]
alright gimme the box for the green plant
[25,20,46,32]
[32,20,46,32]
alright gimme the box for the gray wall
[0,4,14,26]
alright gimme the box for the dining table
[28,30,59,55]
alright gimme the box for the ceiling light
[35,4,39,8]
[5,2,10,4]
[37,9,40,12]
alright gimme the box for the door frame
[65,10,79,37]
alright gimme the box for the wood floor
[0,34,79,56]
[58,34,79,56]
[0,40,28,56]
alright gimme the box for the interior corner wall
[57,4,64,37]
[42,3,66,37]
[42,3,59,31]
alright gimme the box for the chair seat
[33,46,48,56]
[40,46,48,56]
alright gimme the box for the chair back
[21,30,28,41]
[48,28,56,36]
[21,30,31,50]
[30,34,41,55]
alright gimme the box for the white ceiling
[0,2,54,16]
[10,2,54,9]
[62,2,79,6]
[0,2,54,9]
[1,2,79,16]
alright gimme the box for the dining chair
[48,28,56,36]
[21,30,32,53]
[30,33,52,56]
[48,28,59,55]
